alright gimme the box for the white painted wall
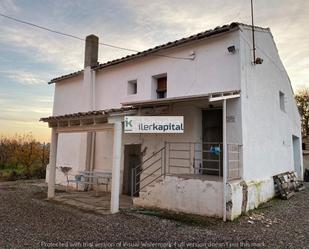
[53,33,240,115]
[122,101,204,189]
[50,31,241,185]
[48,100,242,189]
[134,175,223,218]
[51,75,88,183]
[239,27,302,181]
[94,32,240,110]
[121,100,242,191]
[134,174,275,220]
[94,131,114,173]
[53,75,84,115]
[226,98,242,145]
[45,133,88,185]
[226,178,275,220]
[49,26,302,205]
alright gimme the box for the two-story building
[41,22,303,220]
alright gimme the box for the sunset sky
[0,0,308,142]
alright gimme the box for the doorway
[202,109,223,176]
[123,144,141,196]
[292,135,302,178]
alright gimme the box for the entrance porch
[41,90,242,220]
[41,106,137,214]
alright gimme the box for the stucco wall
[50,31,242,188]
[45,133,88,185]
[46,27,300,219]
[53,75,84,116]
[121,100,242,188]
[132,175,275,220]
[134,175,223,218]
[226,178,275,220]
[133,175,275,220]
[52,31,240,116]
[239,27,302,181]
[49,98,243,190]
[94,32,240,110]
[226,98,242,145]
[94,131,114,172]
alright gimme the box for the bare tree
[295,88,309,137]
[0,134,49,178]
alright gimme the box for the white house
[41,22,303,221]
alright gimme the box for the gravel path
[0,180,308,249]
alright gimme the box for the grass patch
[0,163,45,181]
[245,197,281,216]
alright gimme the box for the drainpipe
[223,99,227,221]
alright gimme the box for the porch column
[48,128,58,199]
[110,118,123,213]
[222,99,227,221]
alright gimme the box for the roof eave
[48,22,270,84]
[48,22,241,84]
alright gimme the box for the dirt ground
[0,180,308,249]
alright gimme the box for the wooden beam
[55,123,114,133]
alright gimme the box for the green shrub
[29,164,46,179]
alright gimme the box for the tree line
[0,134,49,180]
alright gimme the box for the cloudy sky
[0,0,308,141]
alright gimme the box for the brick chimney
[82,35,99,177]
[84,34,99,68]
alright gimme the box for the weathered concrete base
[226,178,275,220]
[134,175,223,218]
[133,175,275,220]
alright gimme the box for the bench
[67,171,112,196]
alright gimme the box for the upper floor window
[127,79,137,95]
[156,76,167,99]
[279,91,286,112]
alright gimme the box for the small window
[127,80,137,95]
[279,91,285,112]
[156,76,167,99]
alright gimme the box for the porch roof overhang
[40,106,138,133]
[121,90,241,108]
[40,90,240,132]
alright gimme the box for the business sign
[124,116,184,133]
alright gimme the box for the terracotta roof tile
[40,106,136,122]
[49,22,269,84]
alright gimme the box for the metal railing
[167,142,223,176]
[167,141,242,179]
[131,146,166,197]
[131,142,242,197]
